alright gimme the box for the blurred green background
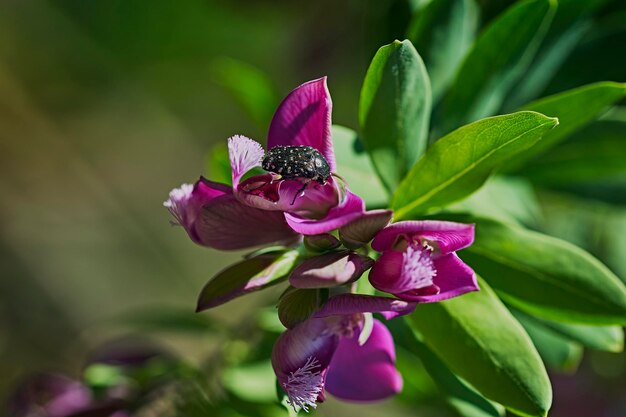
[1,0,625,416]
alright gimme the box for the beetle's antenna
[291,182,309,205]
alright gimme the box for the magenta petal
[290,252,373,289]
[237,174,338,218]
[164,177,230,229]
[396,253,479,302]
[313,294,416,319]
[228,135,265,186]
[194,193,298,250]
[272,318,339,411]
[368,250,405,294]
[268,77,336,171]
[285,189,365,235]
[325,320,402,402]
[372,221,475,254]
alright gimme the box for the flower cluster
[165,78,478,411]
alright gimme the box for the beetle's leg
[291,181,309,205]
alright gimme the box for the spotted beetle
[261,145,331,204]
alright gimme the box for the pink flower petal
[272,318,339,411]
[313,294,416,319]
[372,221,475,254]
[325,320,402,401]
[395,253,479,302]
[290,252,373,289]
[268,77,336,171]
[368,250,404,294]
[285,189,365,235]
[194,193,298,250]
[237,174,338,218]
[227,135,265,186]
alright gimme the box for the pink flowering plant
[165,22,626,417]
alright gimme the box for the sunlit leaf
[513,82,626,165]
[392,112,557,220]
[447,176,541,226]
[391,318,505,417]
[359,39,432,192]
[535,319,623,353]
[512,310,583,372]
[409,277,551,417]
[461,217,626,325]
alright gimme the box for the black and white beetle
[261,145,331,204]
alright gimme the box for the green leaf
[359,39,432,192]
[521,120,626,185]
[407,0,479,102]
[504,0,611,108]
[447,176,541,227]
[206,143,232,185]
[277,287,320,328]
[512,311,583,372]
[460,217,626,325]
[513,82,626,164]
[408,277,551,417]
[436,0,556,134]
[533,319,624,353]
[392,112,558,220]
[391,318,504,417]
[210,57,279,133]
[504,22,590,110]
[196,251,299,311]
[331,125,388,207]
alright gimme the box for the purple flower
[369,220,478,302]
[229,77,365,235]
[165,77,365,245]
[272,294,414,411]
[164,177,298,250]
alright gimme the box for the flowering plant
[164,1,626,415]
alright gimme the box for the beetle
[261,145,331,204]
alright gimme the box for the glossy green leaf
[359,39,432,192]
[391,318,504,417]
[514,82,626,164]
[461,217,626,325]
[211,57,279,133]
[392,112,558,220]
[447,176,541,226]
[513,311,583,372]
[407,0,479,102]
[522,120,626,185]
[332,125,388,207]
[437,0,556,134]
[196,250,299,311]
[535,319,624,352]
[409,277,551,417]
